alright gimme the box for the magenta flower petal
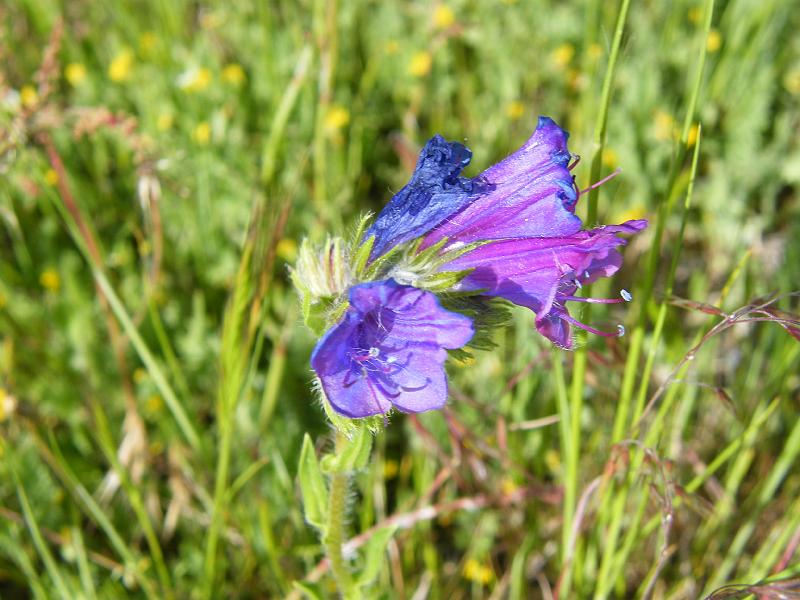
[445,220,647,348]
[422,116,581,248]
[311,280,473,417]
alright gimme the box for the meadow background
[1,0,799,598]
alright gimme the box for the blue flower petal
[364,136,491,261]
[310,280,473,418]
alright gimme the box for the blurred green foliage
[1,0,799,598]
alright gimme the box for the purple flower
[311,280,473,418]
[367,116,647,348]
[443,221,647,348]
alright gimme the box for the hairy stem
[326,431,354,597]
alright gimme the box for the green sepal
[407,235,449,266]
[354,526,398,590]
[350,212,374,247]
[413,268,475,292]
[362,241,405,281]
[440,295,513,352]
[352,235,375,280]
[428,238,492,270]
[297,433,329,533]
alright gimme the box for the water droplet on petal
[620,289,632,302]
[617,324,625,337]
[574,279,583,289]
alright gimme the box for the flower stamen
[562,295,625,304]
[563,290,631,304]
[561,313,625,338]
[578,167,622,197]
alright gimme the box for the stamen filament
[562,313,624,338]
[579,167,622,196]
[563,295,625,304]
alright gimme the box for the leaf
[298,434,328,532]
[355,526,397,590]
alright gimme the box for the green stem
[553,352,576,595]
[325,431,355,597]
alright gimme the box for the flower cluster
[294,117,646,420]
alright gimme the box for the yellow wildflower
[501,477,518,496]
[706,29,721,53]
[463,558,493,585]
[109,49,134,82]
[602,148,618,169]
[545,448,561,473]
[551,43,575,68]
[65,63,87,86]
[139,31,157,54]
[383,459,399,479]
[687,6,703,23]
[408,51,432,77]
[686,123,700,147]
[178,67,212,92]
[613,204,647,224]
[654,110,676,141]
[44,169,59,186]
[193,122,211,144]
[784,68,800,95]
[0,388,10,422]
[145,394,164,413]
[157,113,174,131]
[276,238,298,263]
[20,85,38,108]
[506,100,525,121]
[324,106,350,131]
[385,40,399,55]
[433,5,455,29]
[588,42,603,60]
[40,268,60,292]
[222,63,246,85]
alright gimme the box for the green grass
[1,0,799,598]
